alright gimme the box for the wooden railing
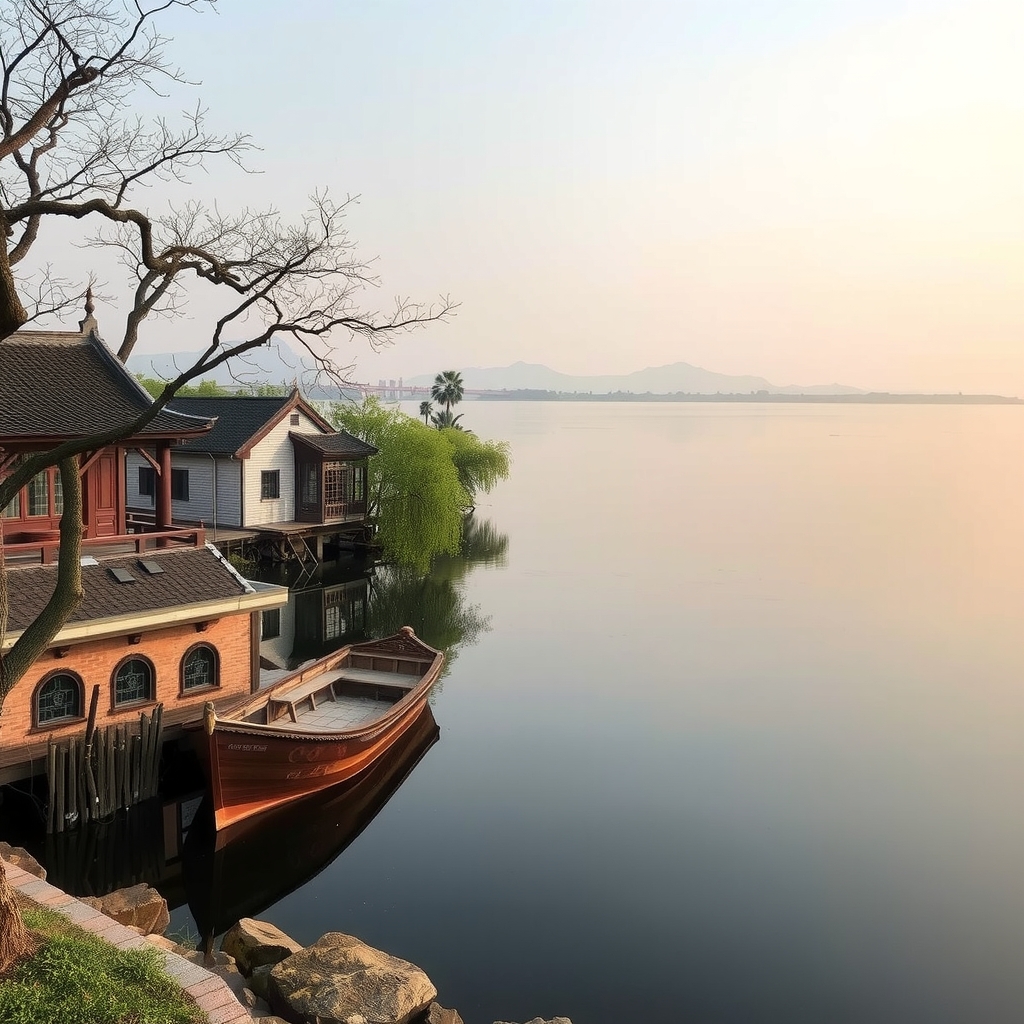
[3,525,206,565]
[323,499,367,522]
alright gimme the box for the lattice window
[37,672,83,725]
[113,657,154,706]
[27,471,49,516]
[182,645,218,691]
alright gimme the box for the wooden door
[85,452,118,537]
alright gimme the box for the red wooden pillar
[156,441,172,532]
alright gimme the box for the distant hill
[407,361,866,396]
[127,344,357,399]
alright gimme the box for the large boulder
[80,883,169,935]
[0,843,45,880]
[222,917,303,976]
[268,932,436,1024]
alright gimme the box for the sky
[28,1,1024,393]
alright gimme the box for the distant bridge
[350,383,506,399]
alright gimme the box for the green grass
[0,905,206,1024]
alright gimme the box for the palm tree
[430,408,465,430]
[419,400,433,425]
[430,370,465,415]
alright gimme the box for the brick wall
[1,613,252,749]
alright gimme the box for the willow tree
[332,399,466,572]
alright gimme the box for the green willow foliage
[331,398,511,572]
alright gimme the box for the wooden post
[83,686,100,824]
[46,741,56,834]
[155,441,172,546]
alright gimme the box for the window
[353,464,365,502]
[261,607,281,640]
[300,464,319,507]
[261,470,280,500]
[27,471,49,516]
[53,469,63,515]
[138,466,155,497]
[171,468,189,502]
[113,656,155,707]
[290,413,300,426]
[182,644,219,692]
[1,489,19,518]
[36,671,84,726]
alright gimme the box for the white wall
[242,408,324,527]
[125,451,243,528]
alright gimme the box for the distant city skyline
[28,1,1024,396]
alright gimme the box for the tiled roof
[3,546,250,633]
[165,396,291,454]
[289,431,378,458]
[0,327,213,442]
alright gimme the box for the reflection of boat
[183,704,440,942]
[187,628,443,830]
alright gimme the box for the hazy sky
[41,1,1024,393]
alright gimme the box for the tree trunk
[0,858,29,973]
[0,457,84,715]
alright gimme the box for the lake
[57,401,1024,1022]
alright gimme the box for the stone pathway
[2,856,252,1024]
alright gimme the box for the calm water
[50,402,1024,1022]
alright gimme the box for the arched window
[35,671,84,726]
[112,656,155,707]
[181,644,219,692]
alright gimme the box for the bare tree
[0,1,452,705]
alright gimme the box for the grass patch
[0,903,205,1024]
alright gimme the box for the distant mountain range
[407,361,866,396]
[131,350,866,397]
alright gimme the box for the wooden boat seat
[334,667,418,687]
[269,668,417,724]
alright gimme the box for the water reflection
[256,515,507,675]
[182,705,440,946]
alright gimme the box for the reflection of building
[260,571,371,671]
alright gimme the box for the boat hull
[202,694,433,830]
[190,628,444,830]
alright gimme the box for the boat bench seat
[269,668,417,724]
[335,667,418,688]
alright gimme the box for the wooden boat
[188,627,443,831]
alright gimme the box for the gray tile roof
[0,328,213,442]
[167,396,292,454]
[3,546,250,633]
[289,431,378,459]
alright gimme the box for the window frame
[33,670,85,729]
[180,643,220,695]
[111,654,156,710]
[171,468,189,502]
[260,469,281,501]
[261,607,281,640]
[138,466,156,498]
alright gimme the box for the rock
[238,987,260,1010]
[222,917,303,976]
[249,963,275,1001]
[493,1019,572,1024]
[182,948,237,970]
[268,932,436,1024]
[79,883,170,935]
[424,1003,464,1024]
[144,933,178,951]
[0,844,46,879]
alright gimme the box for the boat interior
[240,648,435,732]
